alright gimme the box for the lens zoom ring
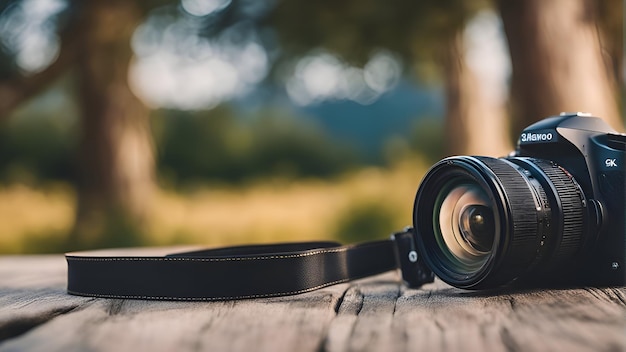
[477,157,539,265]
[528,159,584,259]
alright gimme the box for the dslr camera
[413,113,625,289]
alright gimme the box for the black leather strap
[66,227,434,301]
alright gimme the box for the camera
[413,113,625,289]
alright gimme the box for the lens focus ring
[477,157,547,269]
[512,158,585,263]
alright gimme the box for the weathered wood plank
[0,255,625,352]
[0,256,93,343]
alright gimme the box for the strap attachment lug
[390,227,435,288]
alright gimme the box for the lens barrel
[413,156,585,289]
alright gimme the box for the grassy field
[0,159,428,254]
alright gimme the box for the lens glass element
[459,204,495,253]
[435,182,496,271]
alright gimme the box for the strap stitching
[66,278,351,301]
[65,242,391,262]
[66,248,346,262]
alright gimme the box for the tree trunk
[498,0,624,134]
[70,0,154,248]
[443,31,512,157]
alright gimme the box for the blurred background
[0,0,623,253]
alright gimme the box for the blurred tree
[334,200,396,243]
[498,0,624,134]
[595,0,623,90]
[70,1,155,246]
[0,0,164,247]
[442,25,511,156]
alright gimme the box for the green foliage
[0,76,80,184]
[0,99,441,189]
[13,207,146,253]
[154,106,359,187]
[0,120,70,182]
[66,209,147,251]
[410,118,445,164]
[0,101,362,187]
[334,200,396,243]
[17,230,69,254]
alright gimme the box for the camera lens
[413,156,585,289]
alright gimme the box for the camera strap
[65,227,434,301]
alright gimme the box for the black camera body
[413,113,625,289]
[515,113,625,286]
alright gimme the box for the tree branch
[0,28,78,119]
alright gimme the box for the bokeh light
[0,0,66,73]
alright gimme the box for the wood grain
[1,255,625,352]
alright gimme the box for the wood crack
[499,326,520,352]
[334,285,363,316]
[584,287,626,307]
[391,286,401,316]
[0,304,83,343]
[317,285,364,352]
[333,289,348,315]
[506,296,517,311]
[107,299,125,315]
[609,288,626,306]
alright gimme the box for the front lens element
[460,205,495,253]
[436,182,495,270]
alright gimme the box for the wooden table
[1,254,625,351]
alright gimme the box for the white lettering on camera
[520,132,553,143]
[605,159,617,167]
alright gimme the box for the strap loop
[391,227,435,288]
